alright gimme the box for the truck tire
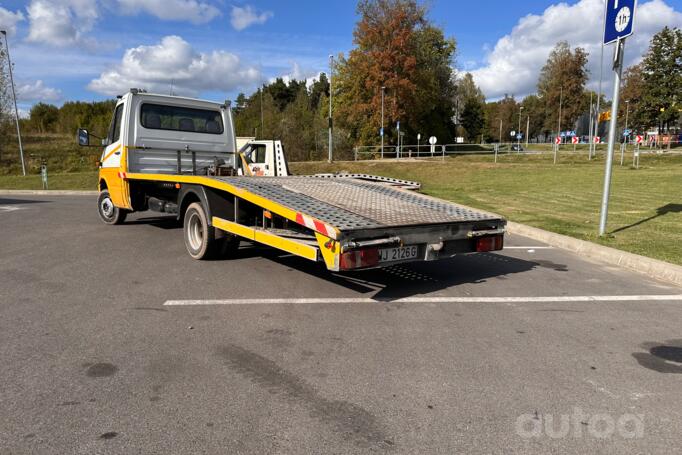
[184,202,220,260]
[97,190,127,225]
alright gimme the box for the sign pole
[598,38,626,236]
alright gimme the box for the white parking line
[504,246,553,249]
[164,294,682,306]
[0,206,21,212]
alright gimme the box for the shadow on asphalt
[237,246,539,299]
[0,198,50,205]
[127,214,541,299]
[124,216,182,230]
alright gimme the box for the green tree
[638,27,682,134]
[28,103,59,133]
[520,94,544,141]
[454,73,484,140]
[460,97,484,142]
[537,41,589,134]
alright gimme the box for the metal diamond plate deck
[214,176,502,231]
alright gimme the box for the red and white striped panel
[296,213,337,240]
[117,172,128,179]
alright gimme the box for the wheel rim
[100,197,114,218]
[187,212,204,251]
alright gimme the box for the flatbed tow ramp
[124,173,506,271]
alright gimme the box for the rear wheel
[184,202,221,260]
[97,190,127,225]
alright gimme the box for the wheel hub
[100,197,114,218]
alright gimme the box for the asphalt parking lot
[1,194,681,454]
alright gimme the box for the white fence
[353,140,682,161]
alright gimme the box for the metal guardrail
[352,141,682,161]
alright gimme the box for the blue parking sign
[604,0,636,45]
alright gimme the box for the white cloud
[471,0,682,100]
[16,80,62,102]
[26,0,99,47]
[271,62,321,88]
[0,7,24,37]
[230,5,273,31]
[88,35,261,96]
[116,0,221,24]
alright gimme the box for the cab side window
[108,104,124,144]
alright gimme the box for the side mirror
[77,128,89,146]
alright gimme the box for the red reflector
[340,248,379,270]
[476,235,504,252]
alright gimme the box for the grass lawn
[2,149,680,265]
[0,172,98,190]
[292,152,682,266]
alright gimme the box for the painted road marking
[0,206,22,212]
[164,295,682,306]
[504,246,553,249]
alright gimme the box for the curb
[506,221,682,288]
[0,190,97,196]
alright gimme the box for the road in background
[1,195,681,454]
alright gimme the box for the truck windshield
[141,104,224,135]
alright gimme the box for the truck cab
[80,89,238,219]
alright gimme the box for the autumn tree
[638,27,682,134]
[334,0,457,145]
[620,64,646,132]
[537,41,589,134]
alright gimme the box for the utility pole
[380,86,385,159]
[1,30,26,176]
[518,106,524,150]
[587,90,593,160]
[259,88,264,138]
[328,55,334,163]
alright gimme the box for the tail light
[340,248,379,270]
[476,235,504,252]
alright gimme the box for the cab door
[246,143,270,176]
[99,102,130,208]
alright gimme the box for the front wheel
[97,190,127,225]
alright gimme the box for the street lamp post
[1,30,26,176]
[328,54,334,163]
[621,100,629,165]
[525,115,530,148]
[554,86,563,164]
[518,106,524,150]
[380,86,385,159]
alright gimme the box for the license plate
[379,245,419,263]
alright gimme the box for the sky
[1,0,681,117]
